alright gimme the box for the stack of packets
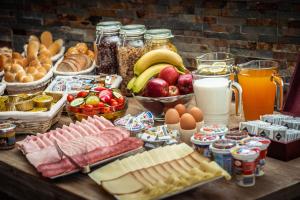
[239,114,300,143]
[137,125,180,149]
[114,111,154,134]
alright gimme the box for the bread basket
[53,56,96,76]
[2,68,53,95]
[0,94,66,134]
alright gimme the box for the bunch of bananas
[127,49,186,94]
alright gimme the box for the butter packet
[260,114,293,125]
[281,119,300,130]
[239,120,270,136]
[257,124,288,141]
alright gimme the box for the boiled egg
[189,107,204,122]
[174,104,186,116]
[180,113,196,130]
[165,108,180,124]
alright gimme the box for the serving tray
[50,146,144,179]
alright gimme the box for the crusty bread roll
[87,50,95,60]
[10,63,24,73]
[33,72,45,81]
[48,39,63,56]
[76,43,88,54]
[29,35,40,43]
[12,52,23,60]
[40,31,53,48]
[42,63,51,71]
[65,47,79,57]
[28,58,41,68]
[38,54,52,65]
[4,72,16,82]
[26,66,38,74]
[21,75,34,83]
[3,63,11,72]
[36,66,47,74]
[27,41,40,61]
[15,70,27,82]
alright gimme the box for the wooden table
[0,98,299,200]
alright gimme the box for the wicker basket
[0,94,66,134]
[3,69,53,95]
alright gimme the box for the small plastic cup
[191,133,219,158]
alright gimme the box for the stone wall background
[0,0,299,77]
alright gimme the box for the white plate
[50,146,144,179]
[53,56,96,76]
[23,45,65,62]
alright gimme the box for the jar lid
[0,123,16,134]
[144,29,174,40]
[96,21,121,32]
[120,24,146,37]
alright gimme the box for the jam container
[200,124,229,137]
[0,123,16,150]
[118,24,146,96]
[210,139,236,174]
[191,133,219,158]
[231,146,260,187]
[241,137,271,176]
[144,29,177,53]
[225,130,249,144]
[95,21,122,75]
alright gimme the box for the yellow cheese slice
[175,143,194,158]
[132,171,153,188]
[176,158,193,171]
[184,155,201,168]
[101,173,144,195]
[146,167,166,181]
[139,169,157,185]
[153,164,170,179]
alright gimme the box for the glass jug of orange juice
[193,52,242,126]
[237,60,283,120]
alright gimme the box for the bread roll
[21,75,34,83]
[12,52,23,60]
[75,43,88,54]
[65,47,79,56]
[29,35,40,43]
[15,70,27,82]
[4,72,16,82]
[13,58,28,67]
[87,50,95,60]
[26,66,38,74]
[29,58,41,68]
[40,31,53,48]
[11,64,24,73]
[48,39,63,56]
[36,66,47,74]
[42,64,51,71]
[27,41,40,61]
[3,63,11,72]
[33,72,45,81]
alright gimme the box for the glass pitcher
[237,60,283,120]
[193,52,242,126]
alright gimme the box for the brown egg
[189,107,204,122]
[165,108,180,124]
[180,113,196,130]
[174,104,186,116]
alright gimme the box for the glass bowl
[66,99,128,122]
[133,93,194,121]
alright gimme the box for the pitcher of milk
[193,52,242,125]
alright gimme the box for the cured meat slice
[103,127,130,139]
[87,116,106,131]
[21,140,41,154]
[70,123,89,137]
[94,115,114,127]
[56,128,76,140]
[63,125,81,138]
[81,119,101,134]
[37,133,54,146]
[35,137,47,149]
[54,130,69,143]
[76,121,97,135]
[66,125,84,138]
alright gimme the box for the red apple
[168,85,180,96]
[158,66,179,85]
[145,78,169,97]
[177,74,193,94]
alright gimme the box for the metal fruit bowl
[133,93,194,121]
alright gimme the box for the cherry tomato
[67,94,75,102]
[77,91,89,98]
[117,96,125,105]
[111,101,118,107]
[101,106,110,113]
[94,102,104,108]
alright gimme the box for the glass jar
[95,21,121,75]
[144,29,177,53]
[118,24,146,96]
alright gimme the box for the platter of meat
[17,115,144,178]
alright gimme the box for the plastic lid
[0,123,16,134]
[96,21,121,32]
[191,134,219,145]
[242,137,271,150]
[120,24,146,37]
[144,29,174,40]
[212,139,236,150]
[200,124,228,135]
[231,146,260,161]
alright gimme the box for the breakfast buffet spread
[0,20,299,200]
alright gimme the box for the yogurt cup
[231,146,260,187]
[200,124,228,137]
[210,139,237,175]
[225,130,250,144]
[191,133,219,158]
[242,137,271,176]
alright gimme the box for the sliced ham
[56,128,76,140]
[87,116,106,131]
[70,123,89,137]
[94,115,113,127]
[81,119,101,134]
[76,121,97,135]
[62,125,82,138]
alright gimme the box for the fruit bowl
[66,98,128,122]
[133,93,194,121]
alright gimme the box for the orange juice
[238,68,277,120]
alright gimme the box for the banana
[127,76,137,90]
[132,63,170,93]
[134,49,185,76]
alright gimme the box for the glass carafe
[193,52,242,126]
[237,60,283,120]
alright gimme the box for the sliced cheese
[176,158,193,172]
[132,171,153,188]
[184,155,201,168]
[175,143,194,158]
[139,169,157,185]
[102,173,143,195]
[154,164,170,179]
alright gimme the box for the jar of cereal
[144,29,177,53]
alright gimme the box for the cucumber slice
[70,98,84,107]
